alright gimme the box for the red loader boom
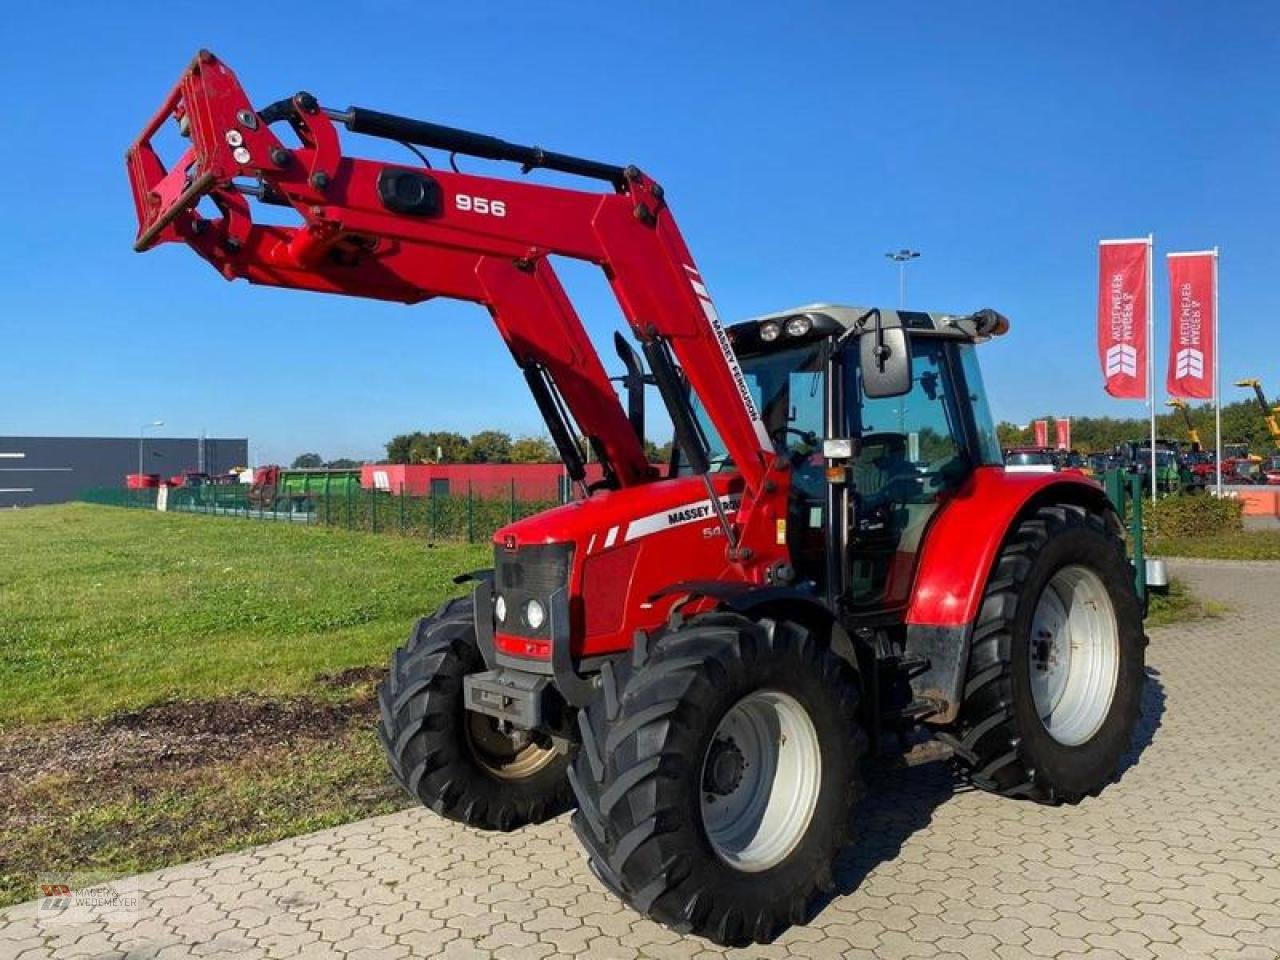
[127,50,784,573]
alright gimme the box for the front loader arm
[127,51,786,572]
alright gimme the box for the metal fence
[78,482,561,543]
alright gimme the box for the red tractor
[127,53,1146,946]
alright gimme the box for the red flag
[1166,252,1215,399]
[1097,240,1149,398]
[1055,418,1071,450]
[1033,420,1049,448]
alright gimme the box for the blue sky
[1,2,1276,464]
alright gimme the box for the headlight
[759,321,782,342]
[494,594,507,624]
[784,315,812,337]
[524,599,546,630]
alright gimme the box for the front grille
[493,542,572,639]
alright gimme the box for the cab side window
[851,340,968,499]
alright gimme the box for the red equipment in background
[363,462,611,499]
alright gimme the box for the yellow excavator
[1235,379,1280,449]
[1165,399,1203,452]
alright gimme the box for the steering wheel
[772,426,820,467]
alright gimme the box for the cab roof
[727,303,1009,350]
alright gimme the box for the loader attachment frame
[126,51,789,576]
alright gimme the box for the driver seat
[851,433,909,499]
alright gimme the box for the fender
[904,466,1114,723]
[906,467,1112,628]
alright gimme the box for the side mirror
[860,325,912,398]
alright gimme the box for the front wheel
[570,613,865,946]
[377,596,575,830]
[948,503,1145,804]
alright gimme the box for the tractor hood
[491,473,747,658]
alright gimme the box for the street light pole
[885,249,921,308]
[138,420,164,477]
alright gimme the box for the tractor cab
[709,305,1006,612]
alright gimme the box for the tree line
[293,396,1276,469]
[289,454,362,469]
[995,398,1279,453]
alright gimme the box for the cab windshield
[684,344,826,473]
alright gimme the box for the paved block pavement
[3,559,1278,959]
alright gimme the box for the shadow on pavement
[1116,666,1165,780]
[827,757,960,900]
[811,665,1166,921]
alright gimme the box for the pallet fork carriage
[129,52,1147,947]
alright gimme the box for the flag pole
[1213,246,1222,497]
[1148,233,1157,501]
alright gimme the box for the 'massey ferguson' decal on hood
[584,496,742,555]
[625,496,741,543]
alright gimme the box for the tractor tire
[570,612,865,947]
[948,503,1145,804]
[377,596,574,831]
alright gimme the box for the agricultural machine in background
[127,52,1147,946]
[1002,446,1058,473]
[243,465,362,510]
[1236,378,1280,452]
[1120,441,1197,494]
[1165,399,1203,453]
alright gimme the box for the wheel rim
[699,690,821,873]
[464,712,562,780]
[1029,564,1120,746]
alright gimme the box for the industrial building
[362,462,603,501]
[0,436,248,507]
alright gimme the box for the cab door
[841,337,977,612]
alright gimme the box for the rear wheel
[948,503,1144,804]
[377,596,574,830]
[570,613,865,946]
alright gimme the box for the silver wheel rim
[1029,564,1120,746]
[464,712,563,780]
[699,690,821,873]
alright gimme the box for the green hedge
[1145,493,1244,539]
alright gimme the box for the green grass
[1146,577,1228,628]
[0,503,489,908]
[1152,530,1280,562]
[0,726,403,909]
[0,503,486,728]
